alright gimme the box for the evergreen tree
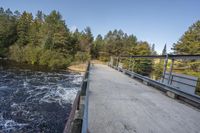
[172,20,200,73]
[162,44,167,55]
[91,34,103,59]
[44,10,70,53]
[0,7,17,57]
[173,20,200,54]
[16,11,33,46]
[151,44,157,55]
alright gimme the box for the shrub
[39,50,72,69]
[74,52,90,63]
[24,45,41,65]
[9,45,26,62]
[153,63,163,80]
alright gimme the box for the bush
[153,63,163,80]
[39,50,72,69]
[0,47,8,57]
[189,61,200,72]
[74,52,90,63]
[9,45,72,69]
[99,55,109,62]
[39,50,52,66]
[133,59,153,76]
[24,45,41,65]
[9,45,26,62]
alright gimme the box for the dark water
[0,61,82,133]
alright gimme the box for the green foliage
[94,29,138,63]
[0,8,79,69]
[127,41,153,76]
[153,63,163,80]
[172,20,200,83]
[162,44,167,55]
[133,59,153,76]
[0,8,17,57]
[16,11,33,46]
[104,29,136,56]
[189,61,200,72]
[91,34,103,59]
[9,44,25,62]
[38,50,72,69]
[151,44,157,55]
[77,27,93,53]
[0,7,159,72]
[39,50,72,69]
[74,52,90,62]
[24,45,41,65]
[173,20,200,54]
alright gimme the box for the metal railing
[63,62,90,133]
[109,65,200,107]
[120,54,200,60]
[109,54,200,108]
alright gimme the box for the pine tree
[151,44,157,55]
[162,44,167,55]
[0,7,17,57]
[172,20,200,54]
[16,11,33,46]
[44,10,70,53]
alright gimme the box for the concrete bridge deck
[88,64,200,133]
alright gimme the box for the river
[0,60,82,133]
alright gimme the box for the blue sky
[0,0,200,53]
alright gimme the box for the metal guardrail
[109,65,200,108]
[120,54,200,60]
[111,54,200,86]
[63,62,90,133]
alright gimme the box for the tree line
[0,7,155,70]
[173,20,200,77]
[0,7,199,72]
[0,8,93,69]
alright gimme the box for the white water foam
[71,75,83,84]
[0,113,28,132]
[39,75,82,105]
[0,68,83,132]
[39,85,79,105]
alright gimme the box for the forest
[0,7,200,74]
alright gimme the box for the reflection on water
[0,63,82,133]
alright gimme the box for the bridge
[64,55,200,133]
[88,64,200,133]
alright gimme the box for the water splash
[0,68,82,133]
[0,113,28,132]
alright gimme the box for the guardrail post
[117,57,119,68]
[170,75,173,85]
[131,59,134,72]
[131,73,135,78]
[162,54,168,83]
[128,57,131,70]
[168,59,174,84]
[117,57,120,71]
[143,79,149,86]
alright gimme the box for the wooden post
[162,54,168,83]
[168,59,174,84]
